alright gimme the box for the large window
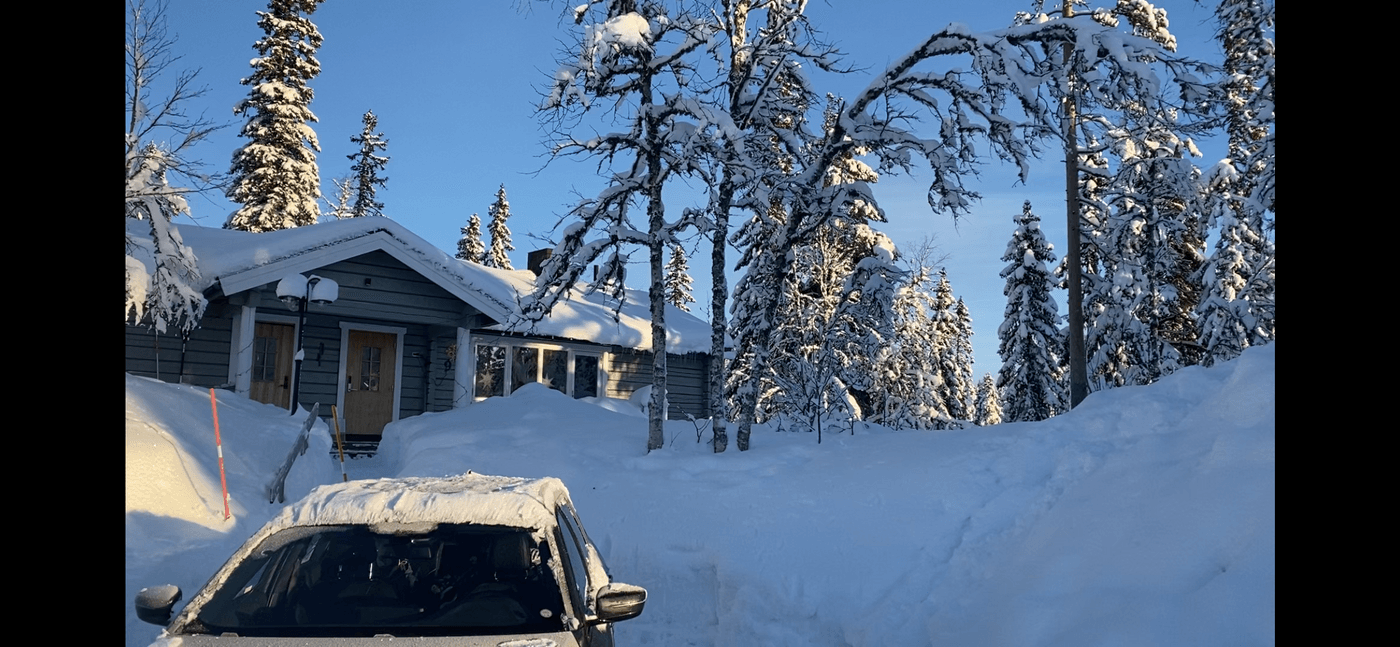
[473,341,601,400]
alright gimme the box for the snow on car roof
[274,472,573,532]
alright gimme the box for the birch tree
[526,2,725,451]
[125,0,220,334]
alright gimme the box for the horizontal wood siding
[125,316,234,387]
[426,330,460,413]
[605,349,710,419]
[308,251,470,326]
[287,312,341,416]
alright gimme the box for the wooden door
[345,330,397,437]
[249,323,294,408]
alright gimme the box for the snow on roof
[154,218,711,353]
[274,473,572,531]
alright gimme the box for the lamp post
[276,274,338,415]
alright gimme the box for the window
[541,350,567,394]
[193,524,566,637]
[473,341,603,401]
[360,346,382,391]
[253,337,278,382]
[474,345,506,398]
[511,347,538,393]
[572,355,599,399]
[554,509,591,612]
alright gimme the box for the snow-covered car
[135,473,646,646]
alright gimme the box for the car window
[187,524,568,638]
[554,508,591,612]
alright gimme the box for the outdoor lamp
[275,274,339,415]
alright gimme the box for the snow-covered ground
[125,344,1275,646]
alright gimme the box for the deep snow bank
[125,344,1273,646]
[125,375,338,647]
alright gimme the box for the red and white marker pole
[210,389,231,521]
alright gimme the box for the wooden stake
[210,389,231,520]
[331,404,348,482]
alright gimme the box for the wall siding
[605,348,710,419]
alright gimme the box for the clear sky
[153,0,1230,379]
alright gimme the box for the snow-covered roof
[275,473,572,531]
[162,218,710,353]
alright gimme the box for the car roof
[274,473,573,532]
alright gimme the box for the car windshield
[188,523,567,638]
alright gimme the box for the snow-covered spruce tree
[1086,121,1207,387]
[750,117,904,436]
[870,266,946,430]
[975,373,1003,426]
[997,201,1067,422]
[952,299,977,420]
[726,8,1207,449]
[1214,0,1274,346]
[485,184,515,270]
[126,0,218,334]
[225,0,326,232]
[927,270,974,427]
[1014,0,1216,407]
[664,244,695,312]
[457,213,486,263]
[346,109,389,218]
[759,217,901,438]
[1194,193,1253,366]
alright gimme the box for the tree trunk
[643,69,667,453]
[1062,0,1089,408]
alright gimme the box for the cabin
[124,218,712,446]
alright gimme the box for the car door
[555,506,614,647]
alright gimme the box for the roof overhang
[214,229,515,325]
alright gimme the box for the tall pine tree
[930,270,973,427]
[347,109,389,218]
[975,373,1003,426]
[485,184,514,270]
[225,0,326,232]
[664,244,695,312]
[457,213,485,264]
[1215,0,1275,346]
[997,201,1067,422]
[870,266,946,430]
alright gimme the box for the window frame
[471,336,604,402]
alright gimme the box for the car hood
[148,631,578,647]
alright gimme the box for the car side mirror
[134,584,182,626]
[592,582,646,624]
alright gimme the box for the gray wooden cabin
[125,220,712,440]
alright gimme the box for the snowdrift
[125,345,1274,646]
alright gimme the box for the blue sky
[154,0,1230,379]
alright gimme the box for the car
[135,473,647,646]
